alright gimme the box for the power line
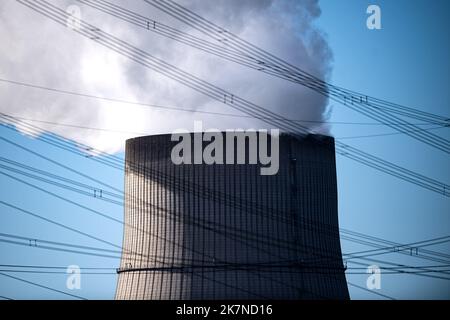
[0,201,217,266]
[0,264,116,270]
[1,79,439,127]
[346,281,395,300]
[1,268,449,276]
[0,232,122,259]
[0,156,123,201]
[346,256,450,281]
[1,111,447,140]
[0,270,116,275]
[0,200,121,250]
[0,161,123,206]
[0,238,121,260]
[343,236,450,260]
[0,259,447,279]
[342,229,450,261]
[3,263,449,271]
[337,126,448,140]
[0,271,87,300]
[0,164,125,226]
[0,131,123,194]
[341,235,450,266]
[0,232,120,254]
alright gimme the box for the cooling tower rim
[126,132,334,144]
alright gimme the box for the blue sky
[0,0,449,300]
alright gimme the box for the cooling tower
[115,132,349,299]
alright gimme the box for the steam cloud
[0,0,333,154]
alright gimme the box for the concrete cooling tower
[115,132,349,299]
